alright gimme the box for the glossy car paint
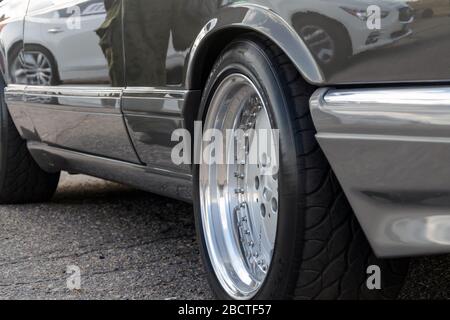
[6,85,141,163]
[6,0,140,162]
[1,0,450,256]
[0,0,448,86]
[311,87,450,257]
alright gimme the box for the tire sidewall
[0,80,10,193]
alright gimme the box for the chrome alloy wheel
[10,50,53,85]
[200,74,279,299]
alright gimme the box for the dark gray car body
[1,0,450,257]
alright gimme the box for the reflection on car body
[1,0,450,301]
[287,0,414,71]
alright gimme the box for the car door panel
[8,86,137,162]
[10,0,141,163]
[121,0,212,173]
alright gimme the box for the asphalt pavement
[0,173,448,300]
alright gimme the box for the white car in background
[5,0,414,85]
[8,0,186,86]
[276,0,414,70]
[15,0,109,85]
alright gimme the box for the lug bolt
[235,188,245,194]
[234,172,245,179]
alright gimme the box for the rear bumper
[310,86,450,257]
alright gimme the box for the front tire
[194,35,409,300]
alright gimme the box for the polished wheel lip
[199,73,279,300]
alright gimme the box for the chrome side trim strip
[311,87,450,137]
[6,85,188,104]
[122,87,187,117]
[28,142,193,203]
[123,87,188,98]
[323,87,450,106]
[5,85,123,113]
[4,85,26,103]
[4,84,27,94]
[25,85,123,98]
[310,86,450,258]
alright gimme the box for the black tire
[193,35,409,300]
[0,82,60,204]
[293,15,352,73]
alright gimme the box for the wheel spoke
[11,50,53,85]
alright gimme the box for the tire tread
[0,92,59,204]
[256,36,408,300]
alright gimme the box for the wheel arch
[6,42,61,85]
[21,43,61,84]
[0,40,23,84]
[183,4,325,137]
[184,4,324,92]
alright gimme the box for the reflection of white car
[9,0,185,85]
[23,0,109,84]
[276,0,414,69]
[0,0,29,82]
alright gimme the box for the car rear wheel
[193,35,409,300]
[0,81,60,204]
